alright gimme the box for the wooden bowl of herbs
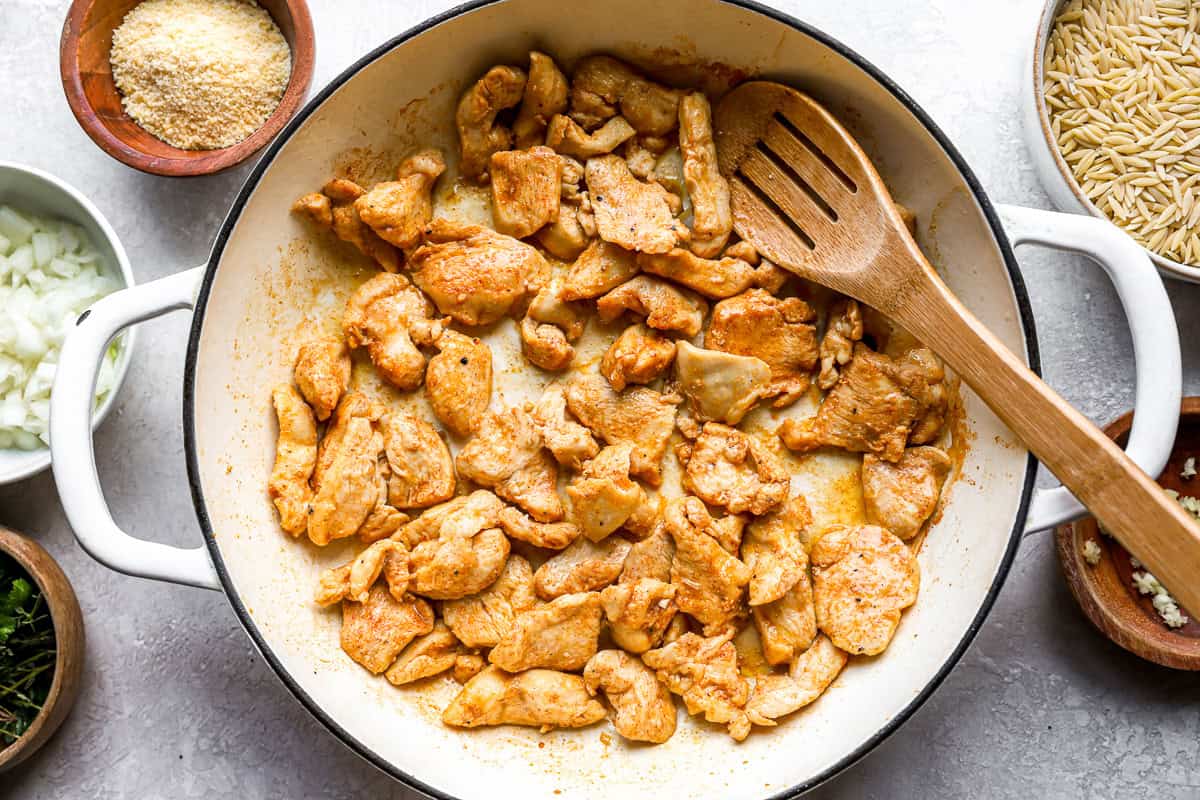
[0,526,84,772]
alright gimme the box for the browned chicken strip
[490,146,562,238]
[530,384,599,471]
[457,65,527,182]
[600,578,677,654]
[385,621,461,686]
[862,446,952,540]
[566,444,645,542]
[442,666,606,730]
[268,384,317,537]
[313,392,383,491]
[456,406,564,522]
[293,338,350,422]
[642,632,751,741]
[547,114,636,159]
[596,275,707,337]
[443,554,537,648]
[741,495,814,606]
[424,328,492,438]
[355,149,446,249]
[600,323,676,391]
[534,535,632,599]
[569,55,681,136]
[562,239,640,301]
[292,179,400,272]
[584,649,677,743]
[636,248,756,299]
[679,92,732,257]
[565,373,680,487]
[498,506,581,550]
[681,423,789,516]
[585,155,688,254]
[308,416,380,546]
[674,341,771,426]
[745,634,846,725]
[343,272,443,391]
[379,412,456,510]
[340,586,434,674]
[753,580,818,667]
[513,51,568,149]
[817,298,863,391]
[489,592,604,672]
[665,497,751,629]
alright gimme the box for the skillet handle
[995,204,1181,535]
[50,267,220,591]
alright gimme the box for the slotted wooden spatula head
[714,81,925,313]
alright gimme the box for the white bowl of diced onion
[0,162,134,484]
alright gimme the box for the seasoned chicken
[308,416,380,545]
[620,529,674,583]
[498,506,581,550]
[636,248,755,299]
[490,146,562,238]
[742,495,814,606]
[565,373,680,486]
[665,498,751,629]
[358,461,410,545]
[623,493,663,539]
[442,666,606,730]
[536,156,597,260]
[902,347,949,445]
[340,586,434,674]
[530,384,599,471]
[679,92,733,257]
[706,290,819,408]
[314,393,383,490]
[567,444,645,541]
[817,298,862,390]
[456,65,527,182]
[534,535,632,599]
[385,621,461,686]
[268,384,317,537]
[810,524,919,655]
[443,554,538,648]
[600,578,677,653]
[745,634,846,725]
[410,220,541,327]
[354,149,446,249]
[292,179,400,272]
[489,592,604,672]
[753,580,818,666]
[569,55,681,136]
[453,654,487,684]
[600,323,675,391]
[379,412,456,509]
[585,156,688,254]
[562,239,640,301]
[779,344,944,463]
[520,276,587,371]
[674,341,771,426]
[584,649,677,743]
[457,407,563,521]
[411,525,510,600]
[343,272,443,391]
[708,512,749,555]
[623,137,658,179]
[513,51,568,149]
[547,114,636,159]
[293,338,350,422]
[315,538,410,606]
[681,423,789,516]
[862,446,952,540]
[527,275,587,338]
[425,328,492,438]
[642,632,751,741]
[596,275,707,337]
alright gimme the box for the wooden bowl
[0,527,85,772]
[59,0,315,177]
[1056,398,1200,670]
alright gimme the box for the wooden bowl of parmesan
[59,0,314,177]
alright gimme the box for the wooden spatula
[714,80,1200,615]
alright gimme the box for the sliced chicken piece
[562,239,639,301]
[357,471,410,545]
[340,586,434,674]
[355,150,445,249]
[600,323,676,392]
[902,348,949,445]
[596,275,707,337]
[489,592,604,672]
[490,146,562,238]
[742,495,814,606]
[442,666,607,730]
[293,338,351,422]
[315,538,409,606]
[567,444,645,542]
[547,114,636,159]
[779,344,943,462]
[410,220,541,327]
[313,393,383,491]
[385,621,461,686]
[584,649,677,743]
[520,316,573,371]
[456,65,527,182]
[753,259,791,295]
[443,554,538,648]
[565,373,680,486]
[536,205,591,261]
[519,276,588,371]
[534,535,632,599]
[665,497,751,629]
[811,524,919,655]
[410,526,510,600]
[343,272,443,391]
[458,407,563,522]
[395,494,472,549]
[425,328,492,438]
[527,275,587,338]
[679,92,732,257]
[585,155,688,254]
[292,179,400,272]
[706,289,819,408]
[378,412,455,509]
[568,55,681,136]
[623,137,658,179]
[530,384,599,471]
[620,529,674,583]
[636,248,755,299]
[315,564,353,607]
[308,416,380,546]
[708,512,749,555]
[745,634,846,725]
[498,506,581,550]
[642,632,751,741]
[513,51,569,149]
[862,446,952,540]
[752,580,817,666]
[674,341,771,426]
[453,654,487,684]
[600,578,677,653]
[623,493,663,539]
[817,298,863,391]
[681,423,789,516]
[268,384,317,537]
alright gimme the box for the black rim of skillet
[182,1,1040,796]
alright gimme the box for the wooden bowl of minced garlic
[60,0,314,177]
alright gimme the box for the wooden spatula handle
[893,260,1200,615]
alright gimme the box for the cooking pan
[48,1,1181,797]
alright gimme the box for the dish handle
[996,204,1181,535]
[50,266,220,590]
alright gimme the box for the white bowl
[0,162,135,484]
[1023,0,1200,284]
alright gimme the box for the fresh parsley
[0,553,56,747]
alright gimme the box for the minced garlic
[110,0,291,150]
[1081,539,1101,566]
[1182,456,1197,480]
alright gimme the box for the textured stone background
[2,0,1200,797]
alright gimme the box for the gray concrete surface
[2,0,1199,797]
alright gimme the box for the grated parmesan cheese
[109,0,291,150]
